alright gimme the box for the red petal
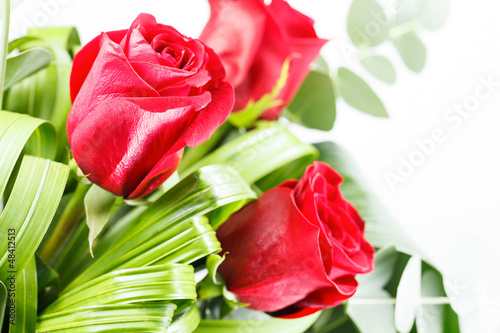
[217,187,331,312]
[200,0,268,86]
[70,29,127,101]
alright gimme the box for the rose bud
[67,13,234,199]
[200,0,327,120]
[216,162,374,318]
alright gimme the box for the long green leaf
[38,303,177,332]
[4,47,52,90]
[0,155,69,281]
[167,305,201,333]
[195,311,322,333]
[0,280,6,327]
[0,111,56,199]
[9,256,37,333]
[183,122,318,185]
[39,264,195,332]
[64,165,255,290]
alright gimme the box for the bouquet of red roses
[0,0,458,332]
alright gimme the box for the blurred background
[9,0,500,331]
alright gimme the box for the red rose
[67,13,234,199]
[200,0,327,120]
[216,162,374,318]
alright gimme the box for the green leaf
[4,47,52,90]
[84,184,118,257]
[9,256,37,333]
[36,255,60,312]
[168,305,201,333]
[63,165,255,290]
[337,67,388,117]
[38,303,177,332]
[393,0,422,25]
[229,58,291,127]
[4,35,74,161]
[313,142,421,252]
[392,31,426,72]
[0,156,69,281]
[347,247,399,333]
[39,264,195,332]
[347,0,390,47]
[419,0,450,31]
[27,27,81,56]
[286,70,336,131]
[195,310,322,333]
[395,256,421,333]
[183,122,318,186]
[360,55,396,84]
[0,111,56,199]
[0,280,6,327]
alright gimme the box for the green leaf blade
[360,55,397,84]
[287,70,336,131]
[4,47,52,90]
[392,31,426,72]
[338,67,388,117]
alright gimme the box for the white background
[10,0,500,331]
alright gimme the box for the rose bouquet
[0,0,459,332]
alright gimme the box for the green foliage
[9,257,37,333]
[392,31,426,72]
[337,67,388,117]
[347,0,390,47]
[4,47,52,90]
[184,122,318,188]
[359,55,396,84]
[195,310,322,333]
[3,27,81,161]
[84,184,118,257]
[287,70,337,131]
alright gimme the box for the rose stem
[39,182,91,262]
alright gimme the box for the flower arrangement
[0,0,459,332]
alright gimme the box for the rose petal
[200,0,268,86]
[218,187,332,313]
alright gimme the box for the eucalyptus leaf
[392,31,426,72]
[419,0,450,31]
[347,0,390,47]
[337,67,388,117]
[395,256,421,333]
[4,47,52,90]
[347,247,399,333]
[360,55,396,84]
[84,184,118,257]
[287,70,336,131]
[393,0,422,25]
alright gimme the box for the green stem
[178,122,231,173]
[39,182,91,262]
[0,0,10,105]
